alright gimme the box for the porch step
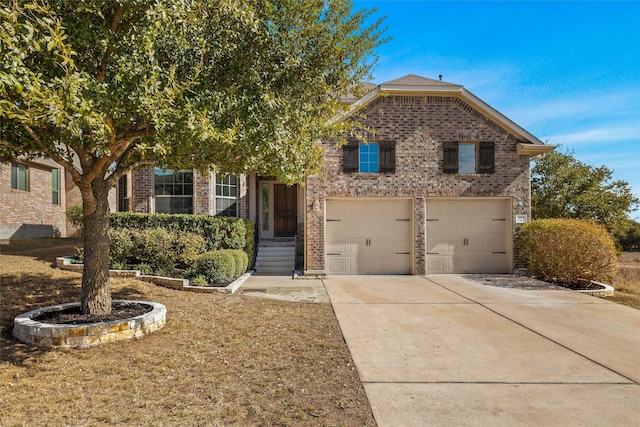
[259,237,296,247]
[255,245,295,275]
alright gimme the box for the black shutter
[379,141,396,173]
[443,141,458,174]
[478,141,495,173]
[343,140,359,172]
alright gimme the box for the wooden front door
[274,184,297,237]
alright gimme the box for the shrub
[517,219,617,286]
[108,228,135,267]
[228,249,249,277]
[66,205,84,236]
[194,250,236,285]
[133,228,176,275]
[189,275,209,287]
[109,212,255,256]
[174,232,207,268]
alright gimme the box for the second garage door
[326,199,412,275]
[426,199,510,274]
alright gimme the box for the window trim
[359,142,380,173]
[11,162,29,191]
[154,168,194,214]
[52,168,60,205]
[215,174,238,217]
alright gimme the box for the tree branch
[96,6,124,83]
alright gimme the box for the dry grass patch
[609,252,640,309]
[1,239,374,426]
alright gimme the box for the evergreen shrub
[517,219,617,286]
[194,250,236,285]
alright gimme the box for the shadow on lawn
[1,272,149,366]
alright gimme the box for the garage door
[426,199,510,274]
[326,199,412,275]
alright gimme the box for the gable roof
[350,74,553,156]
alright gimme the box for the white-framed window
[11,163,29,191]
[52,169,60,205]
[215,175,238,217]
[154,168,194,214]
[359,143,380,173]
[458,143,477,174]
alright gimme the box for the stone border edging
[13,300,166,348]
[577,281,614,297]
[56,256,252,294]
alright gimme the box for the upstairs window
[215,175,238,217]
[444,141,495,174]
[343,140,396,173]
[52,169,60,205]
[154,168,193,214]
[11,163,28,191]
[359,143,379,173]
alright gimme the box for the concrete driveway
[324,275,640,427]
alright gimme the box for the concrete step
[255,245,295,274]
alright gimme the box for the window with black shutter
[443,141,459,174]
[478,141,495,173]
[343,140,396,174]
[379,141,396,173]
[443,141,495,174]
[342,140,359,172]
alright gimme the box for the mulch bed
[32,302,151,325]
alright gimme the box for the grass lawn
[610,252,640,310]
[0,239,374,426]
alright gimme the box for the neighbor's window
[154,168,193,214]
[215,175,238,217]
[52,169,60,205]
[359,143,379,173]
[458,143,477,174]
[11,163,28,191]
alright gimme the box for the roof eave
[517,143,556,157]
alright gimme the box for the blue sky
[356,1,640,219]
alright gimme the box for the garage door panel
[426,200,509,274]
[326,199,412,275]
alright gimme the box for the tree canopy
[0,0,386,314]
[531,148,638,236]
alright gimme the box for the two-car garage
[325,198,512,275]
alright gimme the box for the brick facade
[130,166,249,218]
[304,94,533,274]
[1,160,68,238]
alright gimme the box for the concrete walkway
[324,275,640,427]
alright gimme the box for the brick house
[303,74,553,275]
[0,156,117,239]
[2,74,552,275]
[121,74,552,275]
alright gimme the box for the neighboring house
[0,157,89,239]
[2,74,552,275]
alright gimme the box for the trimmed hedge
[517,219,617,286]
[110,212,254,255]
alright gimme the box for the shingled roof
[383,74,457,87]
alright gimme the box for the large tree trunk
[80,179,112,315]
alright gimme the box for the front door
[274,184,297,237]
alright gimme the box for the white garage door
[426,199,510,274]
[326,199,412,275]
